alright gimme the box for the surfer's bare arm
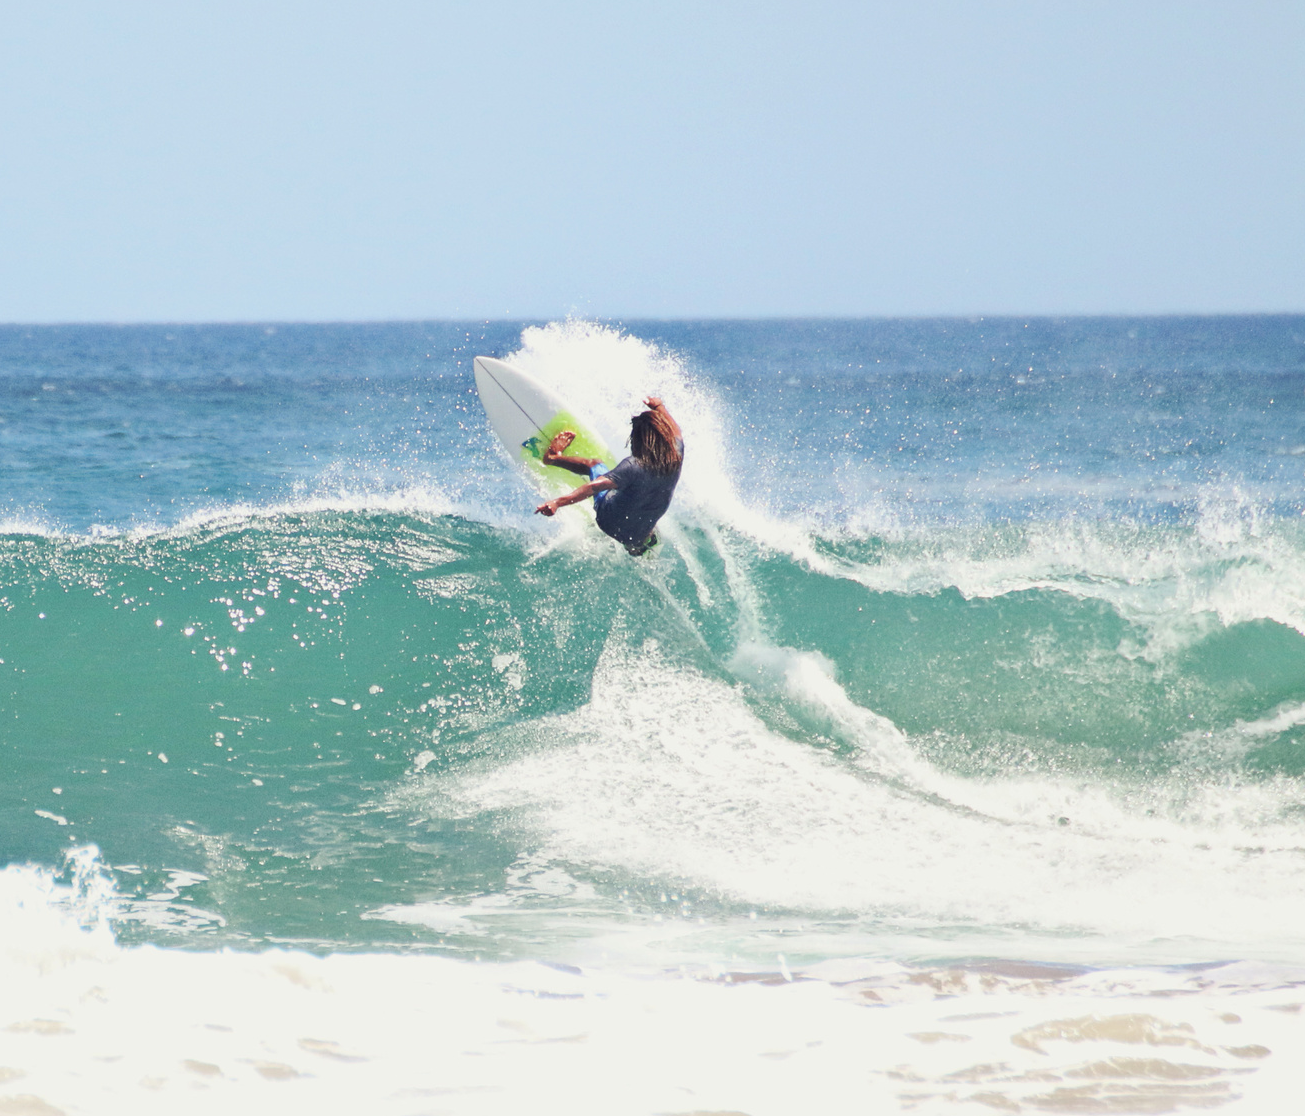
[643,397,681,441]
[535,476,615,517]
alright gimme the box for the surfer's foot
[627,532,659,557]
[542,431,576,462]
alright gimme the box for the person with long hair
[534,397,684,556]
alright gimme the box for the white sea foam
[2,849,1302,1115]
[171,487,457,531]
[0,511,73,539]
[728,640,917,778]
[0,848,117,968]
[2,488,462,546]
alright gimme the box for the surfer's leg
[589,463,613,513]
[542,431,600,476]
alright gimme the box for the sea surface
[3,317,1305,1113]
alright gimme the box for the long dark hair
[630,403,682,476]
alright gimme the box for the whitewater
[3,316,1305,1113]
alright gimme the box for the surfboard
[473,356,616,495]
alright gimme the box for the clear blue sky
[1,1,1301,321]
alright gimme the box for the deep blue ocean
[4,317,1305,1114]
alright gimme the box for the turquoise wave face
[6,504,1305,960]
[753,541,1305,775]
[1,511,641,950]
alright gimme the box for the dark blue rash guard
[590,437,683,549]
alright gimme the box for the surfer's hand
[535,500,557,517]
[644,396,663,410]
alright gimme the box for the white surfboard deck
[473,356,615,496]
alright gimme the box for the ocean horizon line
[2,309,1304,329]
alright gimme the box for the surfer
[534,397,683,556]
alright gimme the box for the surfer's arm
[643,397,681,441]
[534,476,615,517]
